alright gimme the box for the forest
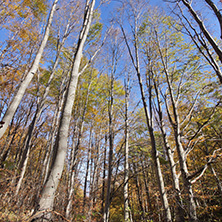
[0,0,221,221]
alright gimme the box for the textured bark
[42,76,67,185]
[153,27,197,221]
[0,0,59,139]
[36,0,95,219]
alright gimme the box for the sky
[0,0,221,57]
[98,0,166,24]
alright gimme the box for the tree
[169,0,222,83]
[119,1,172,221]
[0,0,59,138]
[35,0,95,220]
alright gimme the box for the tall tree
[0,0,59,138]
[169,0,222,83]
[124,74,132,222]
[120,1,172,221]
[35,0,95,220]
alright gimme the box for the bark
[35,0,95,219]
[42,76,67,185]
[0,0,59,139]
[154,28,197,221]
[0,116,20,166]
[204,0,222,39]
[86,130,101,222]
[181,0,222,66]
[103,70,114,222]
[14,99,35,165]
[153,80,185,222]
[15,21,72,196]
[176,3,222,84]
[101,135,107,219]
[66,70,93,218]
[141,160,153,221]
[93,129,102,205]
[210,165,222,196]
[121,20,172,221]
[83,123,93,215]
[164,71,197,221]
[132,161,145,221]
[124,75,132,222]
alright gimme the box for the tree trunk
[153,80,185,222]
[83,123,93,215]
[0,0,59,138]
[181,0,222,78]
[121,15,172,221]
[132,161,145,221]
[124,75,132,222]
[14,26,71,195]
[35,1,95,220]
[101,135,107,220]
[66,70,93,218]
[165,75,197,221]
[103,52,116,222]
[204,0,222,39]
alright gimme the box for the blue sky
[98,0,165,24]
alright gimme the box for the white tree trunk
[36,0,95,219]
[121,23,172,221]
[14,21,71,196]
[124,76,132,222]
[0,0,59,139]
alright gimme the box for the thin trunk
[42,77,67,185]
[103,65,114,222]
[153,80,185,222]
[133,161,145,221]
[124,75,132,222]
[210,165,222,196]
[155,29,197,221]
[141,160,153,220]
[165,75,197,221]
[0,0,59,138]
[101,135,107,219]
[88,131,101,221]
[15,23,71,195]
[0,116,19,166]
[204,0,222,39]
[66,69,93,219]
[83,124,93,214]
[181,0,222,73]
[121,21,172,222]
